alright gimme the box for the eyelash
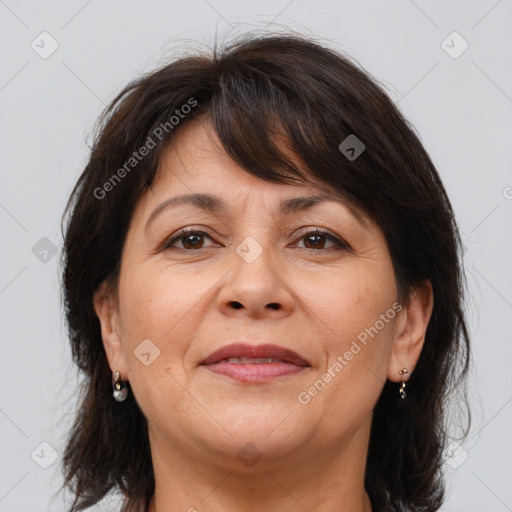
[161,227,351,252]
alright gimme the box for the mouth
[199,343,311,383]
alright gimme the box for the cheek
[118,264,205,341]
[314,263,397,347]
[114,267,196,408]
[300,265,397,411]
[116,267,205,422]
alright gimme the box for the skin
[94,117,433,512]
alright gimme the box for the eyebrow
[144,193,366,231]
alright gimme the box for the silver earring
[112,371,128,402]
[399,368,409,399]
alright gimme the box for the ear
[387,280,434,383]
[93,280,129,378]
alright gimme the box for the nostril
[228,302,280,310]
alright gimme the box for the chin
[184,408,308,466]
[203,431,306,473]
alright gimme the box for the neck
[146,415,373,512]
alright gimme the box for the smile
[200,343,311,383]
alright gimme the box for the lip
[200,343,311,383]
[200,343,310,366]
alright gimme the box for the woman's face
[95,117,426,471]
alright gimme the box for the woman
[59,32,471,512]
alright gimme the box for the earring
[112,370,128,402]
[399,368,409,399]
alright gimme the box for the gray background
[1,0,511,510]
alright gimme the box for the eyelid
[160,227,217,250]
[291,227,352,251]
[161,226,353,253]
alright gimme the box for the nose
[217,244,294,320]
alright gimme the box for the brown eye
[294,229,349,251]
[180,233,207,250]
[302,233,328,249]
[163,230,217,251]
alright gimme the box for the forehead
[149,117,346,203]
[133,116,371,231]
[153,117,316,186]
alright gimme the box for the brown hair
[59,32,471,512]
